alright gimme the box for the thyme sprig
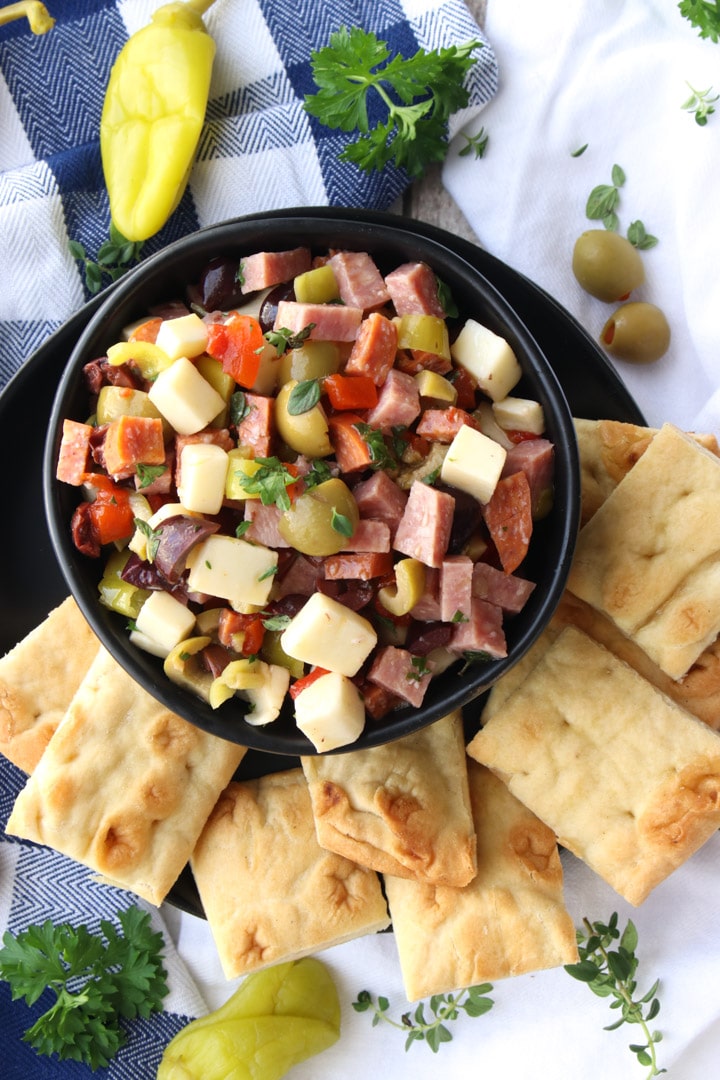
[353,984,494,1053]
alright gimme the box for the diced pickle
[293,264,340,304]
[414,369,457,403]
[277,341,341,386]
[261,630,306,679]
[97,549,150,618]
[195,354,235,427]
[394,313,450,359]
[225,448,261,500]
[106,340,173,380]
[96,385,171,440]
[377,558,426,616]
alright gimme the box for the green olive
[277,341,341,385]
[572,230,645,301]
[600,302,671,364]
[275,379,333,457]
[96,385,171,439]
[278,478,359,556]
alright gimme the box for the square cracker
[190,768,390,979]
[567,423,720,679]
[384,759,578,1001]
[301,710,477,887]
[6,646,246,905]
[467,626,720,905]
[0,597,99,774]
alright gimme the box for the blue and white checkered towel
[0,0,497,389]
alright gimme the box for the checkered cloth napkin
[0,2,496,1076]
[0,0,497,389]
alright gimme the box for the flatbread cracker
[384,759,577,1001]
[6,646,246,905]
[190,768,390,979]
[301,710,477,887]
[0,597,99,774]
[568,423,720,679]
[467,626,720,905]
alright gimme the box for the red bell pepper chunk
[218,610,267,656]
[206,314,265,388]
[289,666,330,699]
[86,477,135,544]
[323,373,378,411]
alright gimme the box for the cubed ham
[243,501,290,547]
[472,562,536,613]
[274,300,363,342]
[449,598,508,658]
[239,247,311,294]
[328,251,391,310]
[236,393,274,457]
[384,262,445,317]
[482,472,533,574]
[440,555,474,622]
[341,518,391,553]
[174,427,234,489]
[366,368,420,432]
[367,644,434,708]
[394,481,455,569]
[56,419,93,485]
[502,438,555,518]
[344,312,398,385]
[409,567,441,620]
[351,471,408,535]
[416,407,480,443]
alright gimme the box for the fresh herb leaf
[459,649,492,674]
[258,564,278,582]
[585,166,658,245]
[133,518,162,562]
[354,422,397,471]
[287,378,321,415]
[236,456,298,511]
[305,26,482,178]
[353,984,493,1053]
[571,143,589,157]
[135,463,166,489]
[230,390,252,426]
[261,613,292,631]
[436,278,459,319]
[407,656,431,682]
[458,126,489,160]
[586,183,621,227]
[235,520,252,538]
[565,913,665,1078]
[265,324,315,355]
[0,906,168,1071]
[330,507,354,537]
[681,81,718,124]
[626,220,659,250]
[678,0,720,42]
[303,458,334,490]
[69,224,144,295]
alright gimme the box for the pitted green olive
[600,302,671,364]
[275,379,333,457]
[278,478,359,556]
[572,230,645,302]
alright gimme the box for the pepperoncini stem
[0,1,55,34]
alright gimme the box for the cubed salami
[351,471,408,534]
[367,645,433,707]
[502,438,555,518]
[56,419,93,485]
[482,472,533,574]
[440,555,474,622]
[472,562,536,613]
[394,481,455,568]
[450,598,508,658]
[236,394,273,457]
[344,312,398,385]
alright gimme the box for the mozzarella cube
[450,319,522,402]
[294,672,366,752]
[134,590,196,656]
[280,593,377,677]
[243,662,291,726]
[441,424,507,504]
[129,627,170,658]
[178,442,229,514]
[492,395,545,435]
[148,357,226,435]
[186,534,278,608]
[155,313,208,360]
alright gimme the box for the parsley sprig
[353,984,494,1053]
[565,913,665,1078]
[678,0,720,42]
[305,27,481,177]
[0,906,168,1071]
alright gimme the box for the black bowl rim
[43,208,581,755]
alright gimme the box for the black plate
[0,213,645,918]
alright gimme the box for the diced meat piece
[56,419,93,485]
[351,471,408,535]
[103,415,165,480]
[328,251,391,310]
[395,349,452,376]
[394,481,455,569]
[440,555,474,622]
[275,554,323,598]
[243,501,291,547]
[472,562,536,613]
[502,438,555,518]
[323,552,394,580]
[236,393,274,457]
[366,368,420,432]
[344,312,398,385]
[239,247,311,294]
[328,413,374,473]
[449,598,508,658]
[482,472,533,574]
[416,407,480,443]
[274,300,363,341]
[409,567,441,620]
[384,262,445,317]
[367,645,434,708]
[174,427,234,489]
[341,518,391,553]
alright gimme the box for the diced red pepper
[129,317,162,344]
[85,476,135,545]
[289,666,330,699]
[218,610,267,656]
[504,428,543,444]
[451,366,478,411]
[323,373,378,411]
[206,314,265,388]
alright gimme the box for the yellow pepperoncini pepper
[378,557,426,617]
[100,0,217,242]
[0,2,54,34]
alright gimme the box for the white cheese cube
[280,593,377,677]
[450,319,522,402]
[492,395,545,435]
[178,442,229,514]
[134,590,196,656]
[440,424,507,504]
[154,313,208,360]
[243,662,291,726]
[129,627,170,658]
[294,672,366,752]
[185,534,278,608]
[148,357,226,435]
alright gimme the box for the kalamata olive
[600,302,671,363]
[199,256,245,311]
[258,282,295,334]
[278,478,360,556]
[436,483,482,554]
[572,230,645,301]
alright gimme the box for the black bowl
[43,208,580,756]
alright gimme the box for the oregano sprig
[69,223,145,295]
[681,81,718,124]
[352,984,494,1053]
[585,165,658,248]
